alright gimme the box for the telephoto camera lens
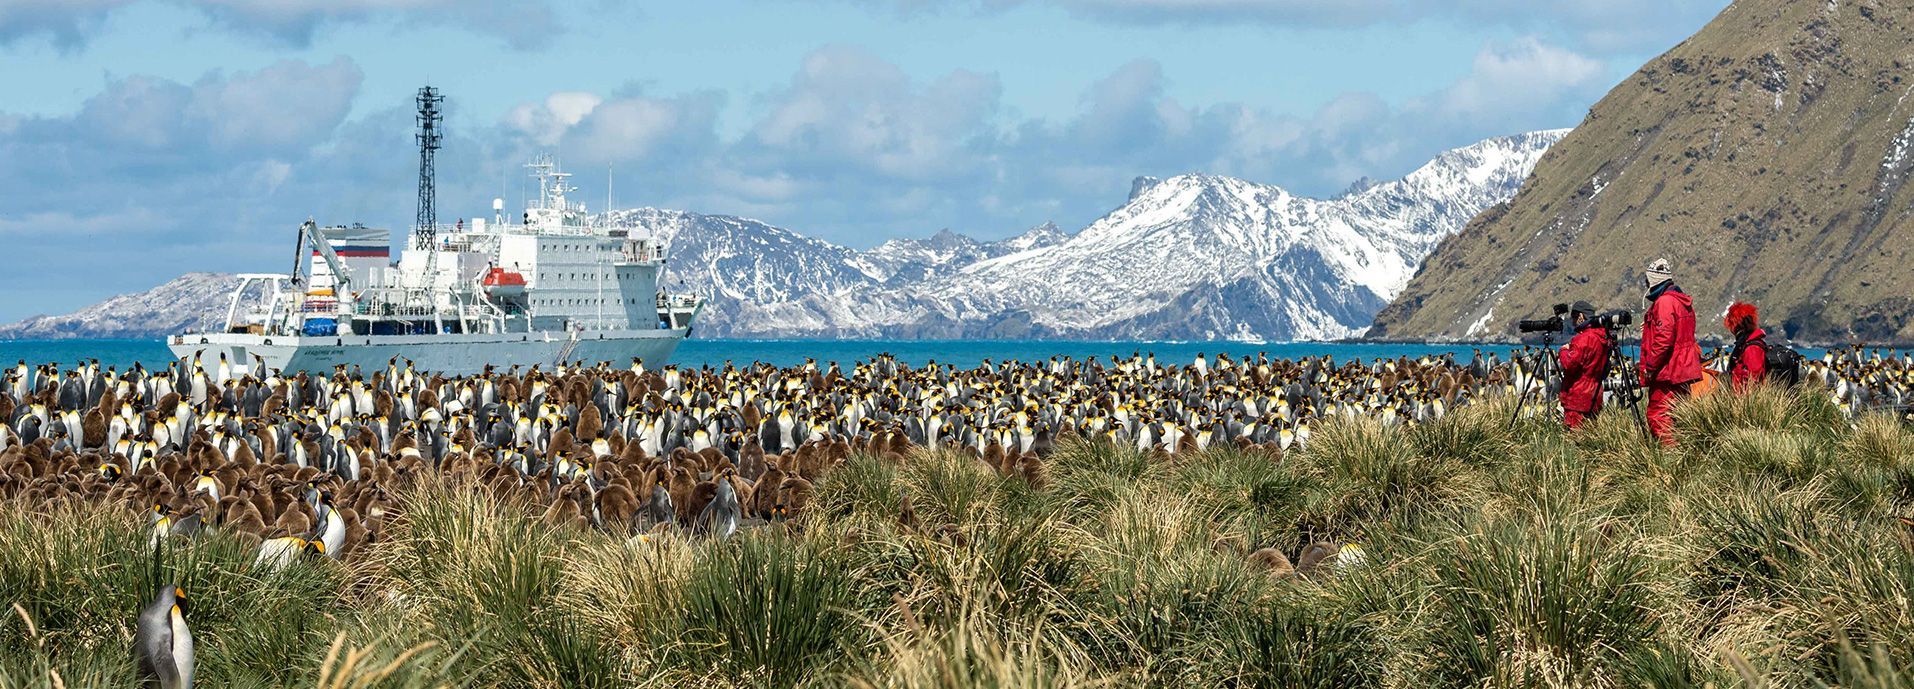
[1518,316,1564,333]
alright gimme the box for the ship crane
[301,219,356,295]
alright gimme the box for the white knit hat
[1645,258,1674,285]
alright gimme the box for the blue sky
[0,0,1726,322]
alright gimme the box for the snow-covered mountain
[0,130,1563,342]
[0,273,246,340]
[658,129,1567,340]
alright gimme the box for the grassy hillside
[4,389,1914,688]
[1372,0,1914,345]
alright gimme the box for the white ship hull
[169,329,689,376]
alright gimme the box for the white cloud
[188,0,561,48]
[1426,37,1606,121]
[744,46,1002,180]
[809,0,1727,55]
[184,58,365,152]
[0,0,561,49]
[505,91,604,146]
[0,0,130,50]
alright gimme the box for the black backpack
[1739,333,1802,386]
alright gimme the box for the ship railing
[657,293,701,309]
[348,289,446,318]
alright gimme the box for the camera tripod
[1601,337,1652,443]
[1508,331,1564,428]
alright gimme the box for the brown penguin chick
[224,500,268,537]
[778,475,815,520]
[576,404,603,443]
[416,387,441,416]
[1248,548,1296,579]
[618,437,648,464]
[81,408,108,448]
[594,481,639,531]
[682,481,718,525]
[247,486,280,526]
[981,441,1007,476]
[768,452,795,475]
[666,467,697,523]
[547,426,575,462]
[740,443,767,480]
[1295,542,1341,576]
[670,451,703,479]
[541,483,590,531]
[230,438,258,468]
[212,465,244,493]
[1175,432,1199,456]
[260,395,285,420]
[793,444,819,479]
[340,508,369,560]
[749,466,786,518]
[897,487,917,528]
[273,504,314,541]
[741,403,763,434]
[889,430,917,456]
[696,447,725,470]
[1015,453,1047,489]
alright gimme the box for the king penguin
[136,585,194,689]
[314,495,346,559]
[694,471,741,540]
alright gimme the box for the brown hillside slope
[1370,0,1914,345]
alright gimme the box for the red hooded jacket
[1640,283,1704,386]
[1558,324,1612,413]
[1729,328,1768,389]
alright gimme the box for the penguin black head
[167,585,190,617]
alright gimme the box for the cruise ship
[169,151,703,375]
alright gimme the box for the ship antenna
[411,85,447,326]
[414,85,444,250]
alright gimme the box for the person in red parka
[1724,302,1767,391]
[1557,301,1613,430]
[1638,258,1703,445]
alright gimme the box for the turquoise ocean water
[0,339,1528,371]
[2,338,1892,372]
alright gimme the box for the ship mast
[413,86,445,322]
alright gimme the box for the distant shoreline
[4,334,1912,349]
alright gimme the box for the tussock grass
[7,391,1914,687]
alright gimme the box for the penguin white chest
[170,606,195,688]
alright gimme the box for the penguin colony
[1,348,1909,686]
[2,349,1911,560]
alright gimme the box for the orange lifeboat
[482,267,527,300]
